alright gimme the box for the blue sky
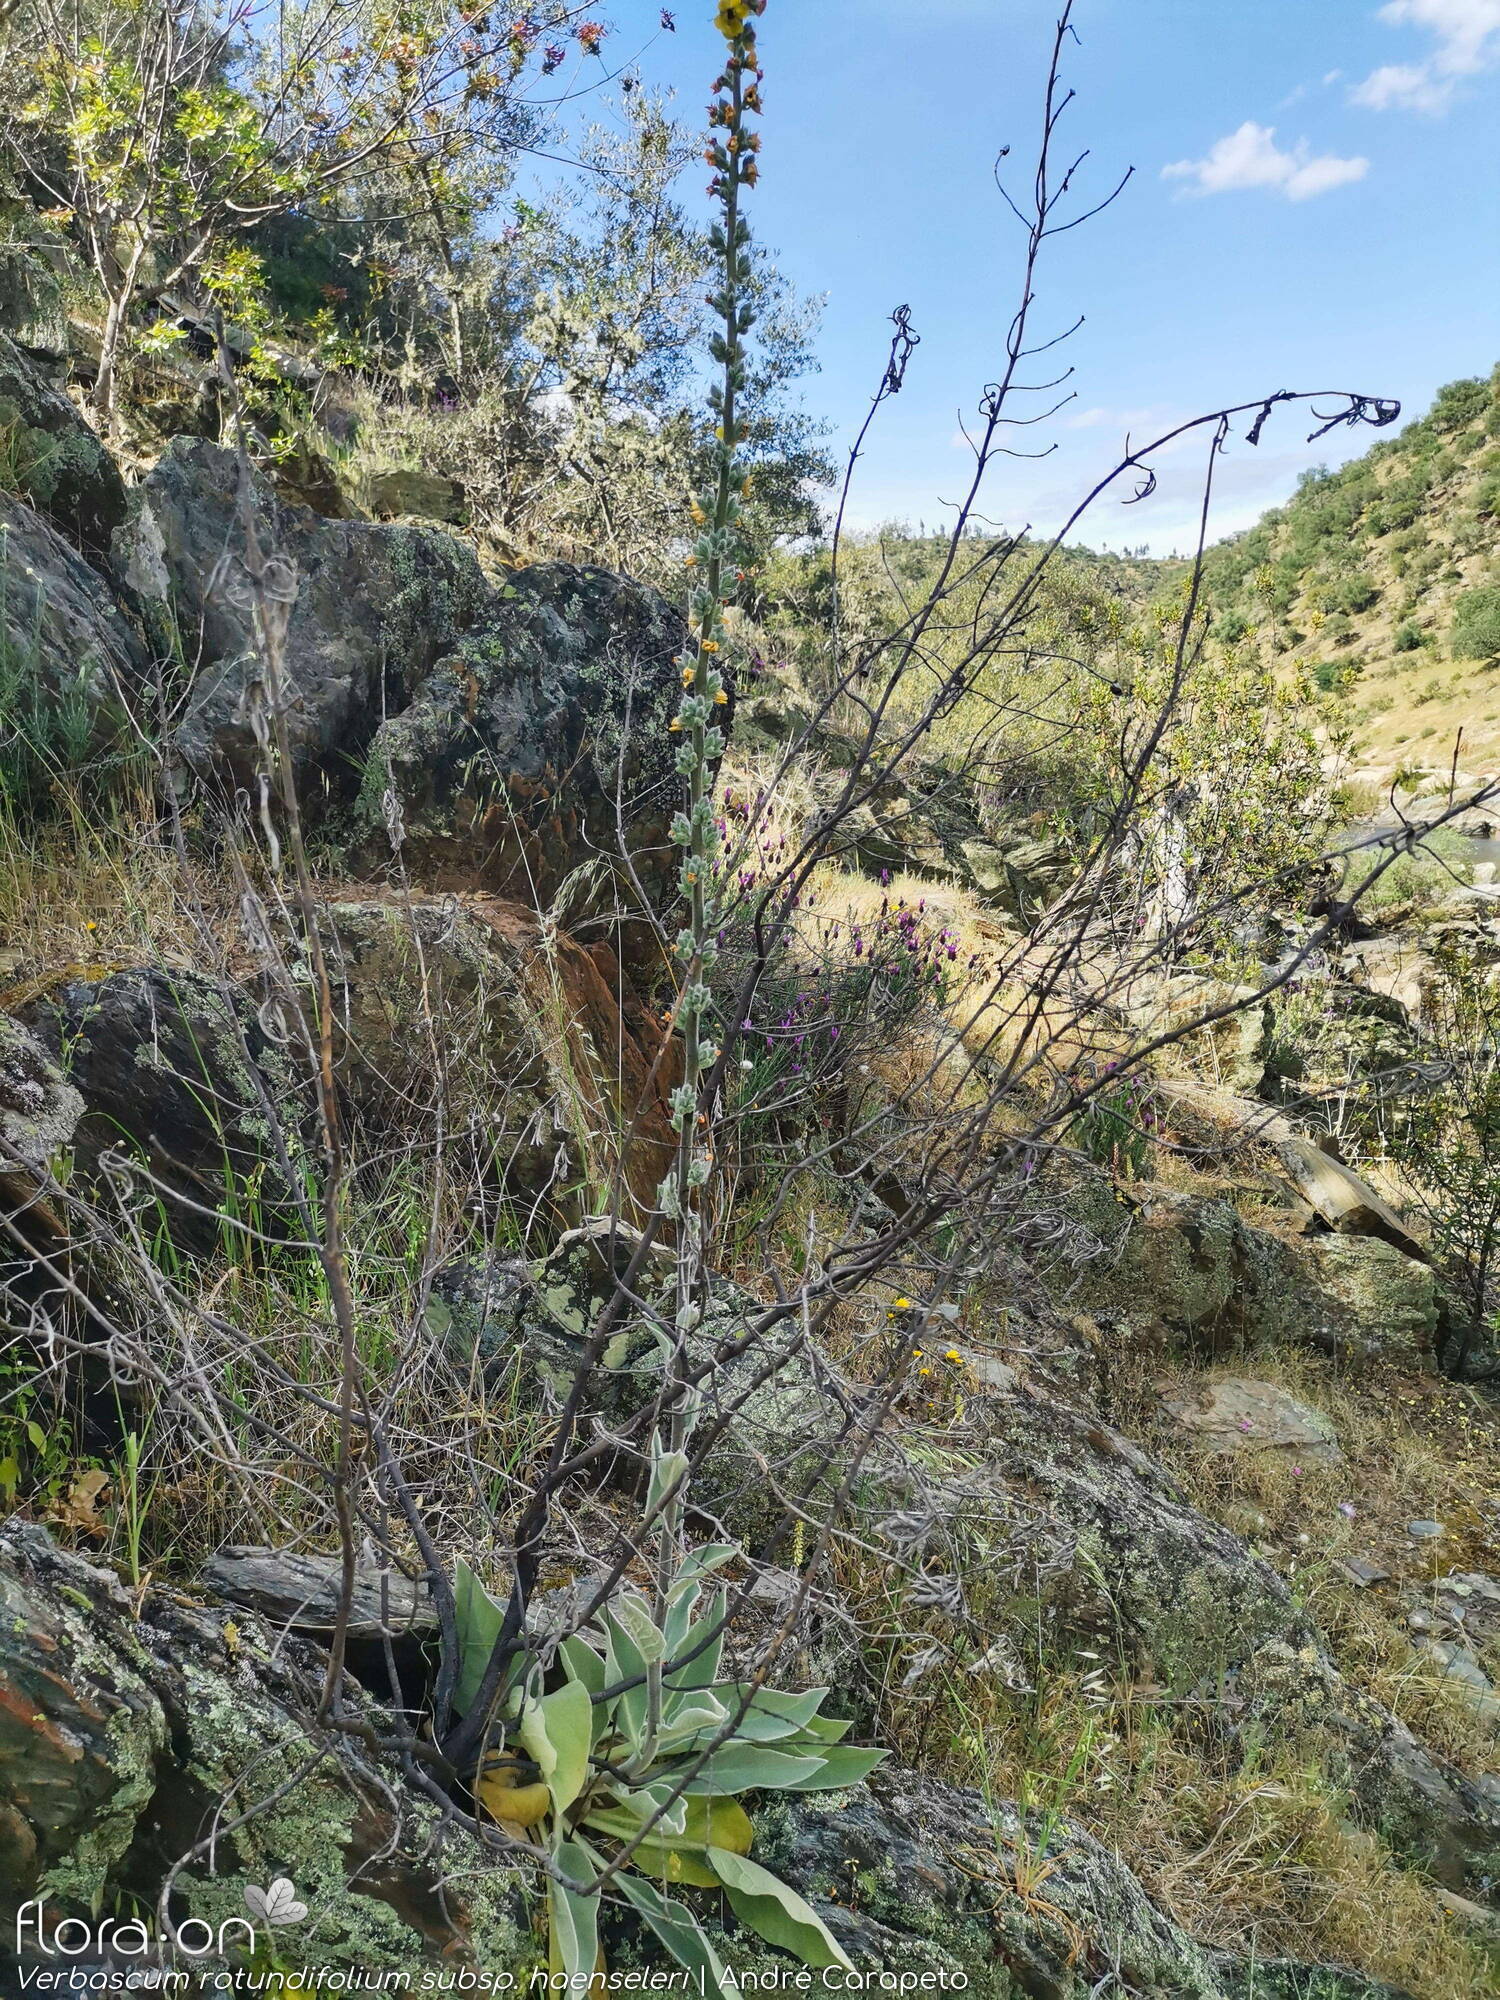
[537,0,1500,554]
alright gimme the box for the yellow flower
[682,665,697,686]
[944,1348,961,1363]
[702,639,720,653]
[669,717,682,732]
[713,689,729,705]
[893,1296,911,1310]
[715,0,752,41]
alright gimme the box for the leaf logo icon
[244,1878,309,1926]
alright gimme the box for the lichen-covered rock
[118,440,685,915]
[1059,1174,1436,1369]
[427,1239,657,1415]
[1229,1640,1500,1892]
[0,1523,533,1967]
[1064,1177,1310,1354]
[15,963,309,1251]
[0,1011,80,1268]
[0,1525,166,1909]
[728,1771,1407,1999]
[0,1011,81,1180]
[0,333,128,559]
[361,464,467,523]
[1160,1375,1341,1463]
[357,557,684,910]
[973,1379,1309,1686]
[1298,1235,1439,1366]
[2,1528,1412,1992]
[0,494,147,776]
[118,437,492,789]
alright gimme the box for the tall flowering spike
[648,0,768,1606]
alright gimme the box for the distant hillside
[1202,367,1500,790]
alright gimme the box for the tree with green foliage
[339,80,830,587]
[2,0,599,427]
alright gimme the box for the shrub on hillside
[1451,584,1500,662]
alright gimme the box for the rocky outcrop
[1298,1234,1440,1366]
[118,436,491,784]
[1064,1174,1437,1366]
[971,1375,1310,1684]
[118,439,685,911]
[0,333,128,560]
[14,964,310,1252]
[357,558,684,909]
[0,1522,531,1964]
[0,494,147,778]
[707,1772,1408,1999]
[1229,1639,1500,1887]
[0,1525,1410,1995]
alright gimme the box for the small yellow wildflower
[893,1297,912,1310]
[681,665,697,686]
[702,638,720,653]
[944,1348,961,1363]
[715,0,751,42]
[713,688,729,705]
[669,717,682,732]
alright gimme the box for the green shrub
[1393,622,1423,652]
[1351,826,1471,915]
[1451,585,1500,661]
[1429,377,1491,434]
[1326,572,1379,615]
[1312,658,1358,694]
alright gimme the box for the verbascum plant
[456,1548,883,1985]
[449,8,890,1986]
[655,0,764,1583]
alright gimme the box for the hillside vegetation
[1203,368,1500,792]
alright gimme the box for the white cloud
[1351,0,1500,111]
[1162,122,1369,201]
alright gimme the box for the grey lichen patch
[172,1655,533,1970]
[33,1619,167,1914]
[0,1012,82,1170]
